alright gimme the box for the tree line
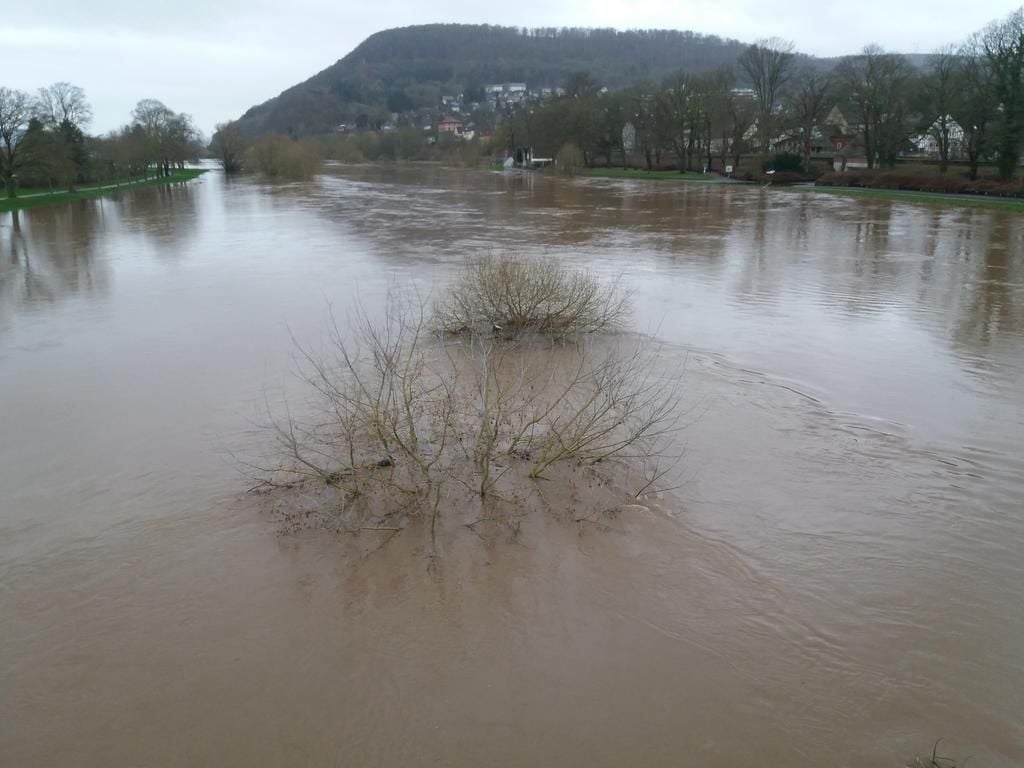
[0,82,201,198]
[497,8,1024,182]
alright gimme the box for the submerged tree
[211,118,249,174]
[247,133,320,179]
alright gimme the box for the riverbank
[580,166,1024,207]
[0,168,208,213]
[788,184,1024,210]
[581,167,723,182]
[489,164,724,182]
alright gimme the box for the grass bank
[790,184,1024,211]
[581,167,719,182]
[0,168,208,213]
[490,165,723,182]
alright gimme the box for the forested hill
[236,24,751,136]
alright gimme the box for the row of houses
[617,103,967,169]
[331,81,577,142]
[410,82,568,141]
[772,107,967,161]
[438,116,479,140]
[484,83,567,106]
[440,83,568,116]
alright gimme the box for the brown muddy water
[2,164,1023,767]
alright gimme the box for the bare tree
[131,99,196,177]
[835,45,914,169]
[35,82,92,130]
[660,73,698,172]
[211,120,248,174]
[786,66,833,173]
[738,38,796,152]
[131,99,174,177]
[0,87,34,198]
[165,112,199,170]
[627,83,661,170]
[726,91,757,169]
[686,73,717,173]
[658,73,719,172]
[981,8,1024,180]
[920,46,960,173]
[703,67,735,171]
[957,34,998,180]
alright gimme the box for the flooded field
[2,165,1023,766]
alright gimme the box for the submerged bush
[908,739,966,768]
[247,133,321,180]
[258,257,679,542]
[333,138,365,163]
[556,143,583,176]
[433,255,629,338]
[439,137,488,168]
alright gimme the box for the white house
[622,122,636,152]
[913,115,965,158]
[485,83,527,97]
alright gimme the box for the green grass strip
[580,167,719,182]
[787,184,1024,211]
[1,168,208,213]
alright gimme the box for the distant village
[332,78,971,171]
[332,82,573,143]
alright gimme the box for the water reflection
[294,167,1024,500]
[6,168,1020,429]
[5,185,219,338]
[954,216,1024,371]
[0,204,110,316]
[113,178,202,250]
[307,168,1024,390]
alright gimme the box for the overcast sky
[6,1,1020,136]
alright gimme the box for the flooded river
[2,165,1023,767]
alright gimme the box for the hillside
[236,24,752,136]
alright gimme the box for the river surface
[2,164,1023,767]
